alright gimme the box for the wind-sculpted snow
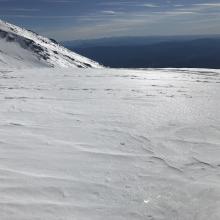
[0,67,220,219]
[0,20,101,68]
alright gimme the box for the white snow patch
[0,67,220,219]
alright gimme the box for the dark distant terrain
[63,36,220,69]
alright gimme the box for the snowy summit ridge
[0,19,101,68]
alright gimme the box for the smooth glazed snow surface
[0,67,220,220]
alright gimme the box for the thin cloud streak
[1,0,220,40]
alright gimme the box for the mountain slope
[0,20,101,68]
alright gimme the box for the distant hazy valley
[64,36,220,69]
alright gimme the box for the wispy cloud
[193,3,220,7]
[0,8,40,12]
[101,10,117,15]
[1,0,220,40]
[142,4,159,8]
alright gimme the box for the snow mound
[0,19,101,68]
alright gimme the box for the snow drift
[0,19,101,68]
[0,67,220,220]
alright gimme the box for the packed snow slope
[0,20,100,68]
[0,67,220,220]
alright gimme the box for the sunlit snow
[1,19,220,220]
[0,67,220,220]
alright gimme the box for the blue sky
[1,0,220,40]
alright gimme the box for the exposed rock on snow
[0,20,101,68]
